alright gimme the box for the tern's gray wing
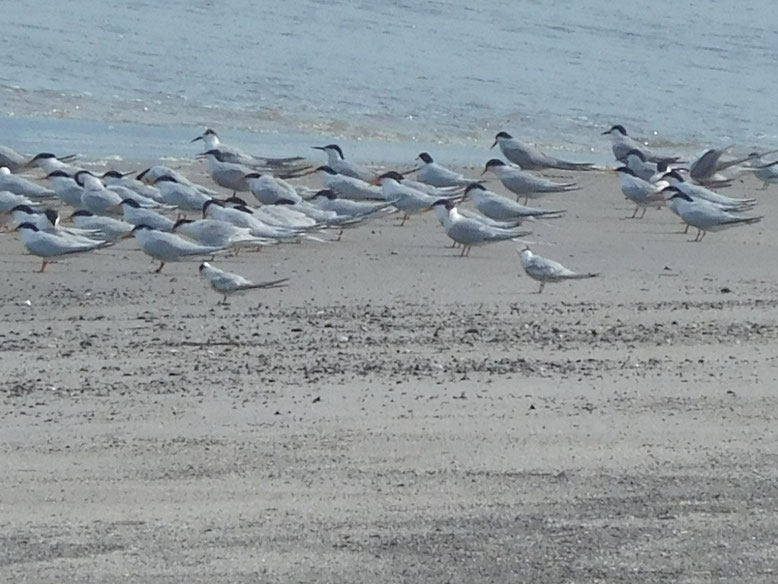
[523,255,579,281]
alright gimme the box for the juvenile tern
[465,183,565,221]
[15,222,110,272]
[415,152,474,188]
[614,167,665,218]
[199,262,288,304]
[431,199,530,256]
[491,131,595,171]
[601,125,680,163]
[482,159,579,204]
[518,248,599,293]
[664,188,762,242]
[312,144,374,181]
[127,224,228,273]
[749,155,778,190]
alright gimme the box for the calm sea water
[2,0,776,161]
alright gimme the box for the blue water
[2,0,777,161]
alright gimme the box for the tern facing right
[491,131,595,171]
[518,248,599,293]
[199,262,288,304]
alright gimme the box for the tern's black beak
[490,139,498,150]
[191,136,203,143]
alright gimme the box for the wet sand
[2,164,778,583]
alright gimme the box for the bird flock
[0,125,774,299]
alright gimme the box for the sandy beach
[2,164,778,583]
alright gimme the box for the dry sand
[2,163,778,583]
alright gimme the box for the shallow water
[3,0,777,159]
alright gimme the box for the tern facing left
[199,262,289,304]
[482,159,579,204]
[518,248,599,294]
[16,222,111,272]
[128,224,228,273]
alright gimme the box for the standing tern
[376,171,458,226]
[75,171,123,215]
[127,224,228,273]
[518,248,599,293]
[614,167,665,218]
[199,262,288,304]
[482,159,579,204]
[10,205,103,242]
[749,155,778,190]
[202,200,314,241]
[664,188,762,242]
[465,183,565,221]
[46,170,86,208]
[431,199,530,256]
[415,152,474,188]
[312,144,374,181]
[491,131,595,171]
[192,128,308,170]
[15,222,111,272]
[601,125,680,163]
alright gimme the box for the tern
[491,131,595,171]
[46,170,86,208]
[0,172,55,199]
[10,205,103,242]
[308,190,395,218]
[315,166,384,200]
[415,152,474,188]
[622,150,662,182]
[198,149,253,193]
[75,171,123,215]
[482,159,579,204]
[664,188,762,242]
[15,222,111,272]
[151,175,211,211]
[689,147,762,185]
[199,262,288,304]
[192,128,307,170]
[376,171,458,226]
[22,152,82,176]
[518,248,599,293]
[172,218,276,250]
[749,155,778,190]
[245,172,303,205]
[137,166,222,199]
[312,144,374,181]
[0,145,28,173]
[202,200,312,241]
[431,199,530,256]
[465,183,565,221]
[102,170,165,202]
[70,210,134,240]
[662,171,755,209]
[0,191,39,214]
[127,224,228,273]
[614,167,665,218]
[119,198,175,231]
[601,125,680,163]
